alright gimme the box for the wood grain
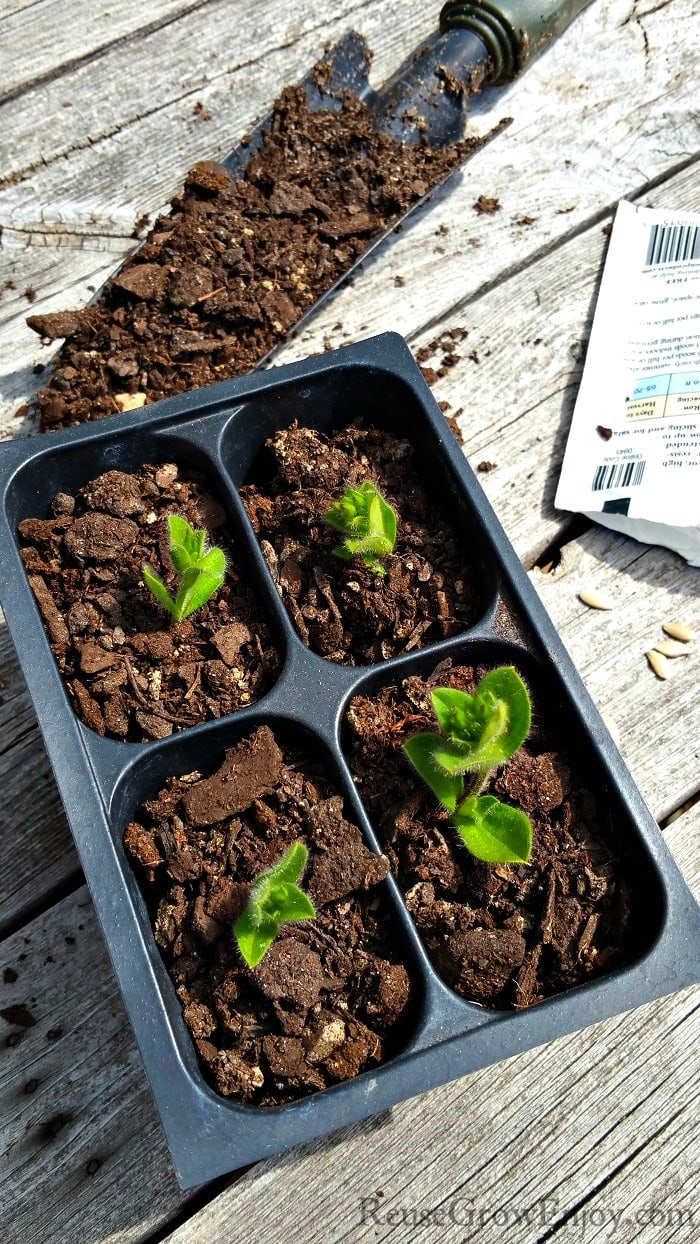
[0,0,218,101]
[0,613,81,932]
[0,889,190,1242]
[529,526,700,823]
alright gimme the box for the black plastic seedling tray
[0,334,698,1189]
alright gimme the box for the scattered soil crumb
[27,46,487,434]
[416,326,469,386]
[474,195,500,214]
[1,1003,36,1027]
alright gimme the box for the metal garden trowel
[223,0,594,347]
[27,0,594,429]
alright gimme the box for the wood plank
[0,889,190,1243]
[0,0,215,100]
[2,0,697,349]
[528,526,700,824]
[153,808,700,1243]
[284,160,700,567]
[0,0,430,187]
[0,616,78,934]
[577,1108,698,1243]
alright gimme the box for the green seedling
[142,514,226,622]
[403,667,533,865]
[234,842,316,968]
[323,480,397,577]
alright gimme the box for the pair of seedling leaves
[141,498,531,964]
[141,480,394,624]
[233,669,533,967]
[403,667,533,866]
[142,514,226,622]
[323,479,397,577]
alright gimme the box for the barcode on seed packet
[556,200,700,566]
[592,459,646,492]
[645,223,700,267]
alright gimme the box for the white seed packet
[555,199,700,566]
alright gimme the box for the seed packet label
[555,199,700,566]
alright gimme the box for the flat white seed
[662,622,696,642]
[578,589,616,610]
[653,640,692,658]
[646,649,670,680]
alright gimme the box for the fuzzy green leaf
[265,841,308,887]
[429,669,531,769]
[429,734,480,777]
[233,909,279,969]
[274,884,316,922]
[198,547,227,578]
[168,513,204,574]
[233,843,316,968]
[142,565,178,618]
[369,489,397,547]
[324,480,398,576]
[403,733,463,813]
[431,686,476,741]
[453,794,532,864]
[475,668,531,761]
[143,514,226,622]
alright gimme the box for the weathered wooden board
[1,804,697,1244]
[155,810,700,1244]
[2,0,698,431]
[0,0,443,230]
[0,889,190,1242]
[529,527,700,824]
[1,0,432,181]
[0,616,77,936]
[0,0,214,100]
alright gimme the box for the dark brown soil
[28,74,485,433]
[123,725,414,1104]
[345,660,636,1008]
[240,422,480,664]
[18,465,279,741]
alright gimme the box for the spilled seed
[653,640,692,658]
[646,650,670,680]
[662,622,696,642]
[579,589,616,611]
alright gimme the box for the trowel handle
[440,0,594,84]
